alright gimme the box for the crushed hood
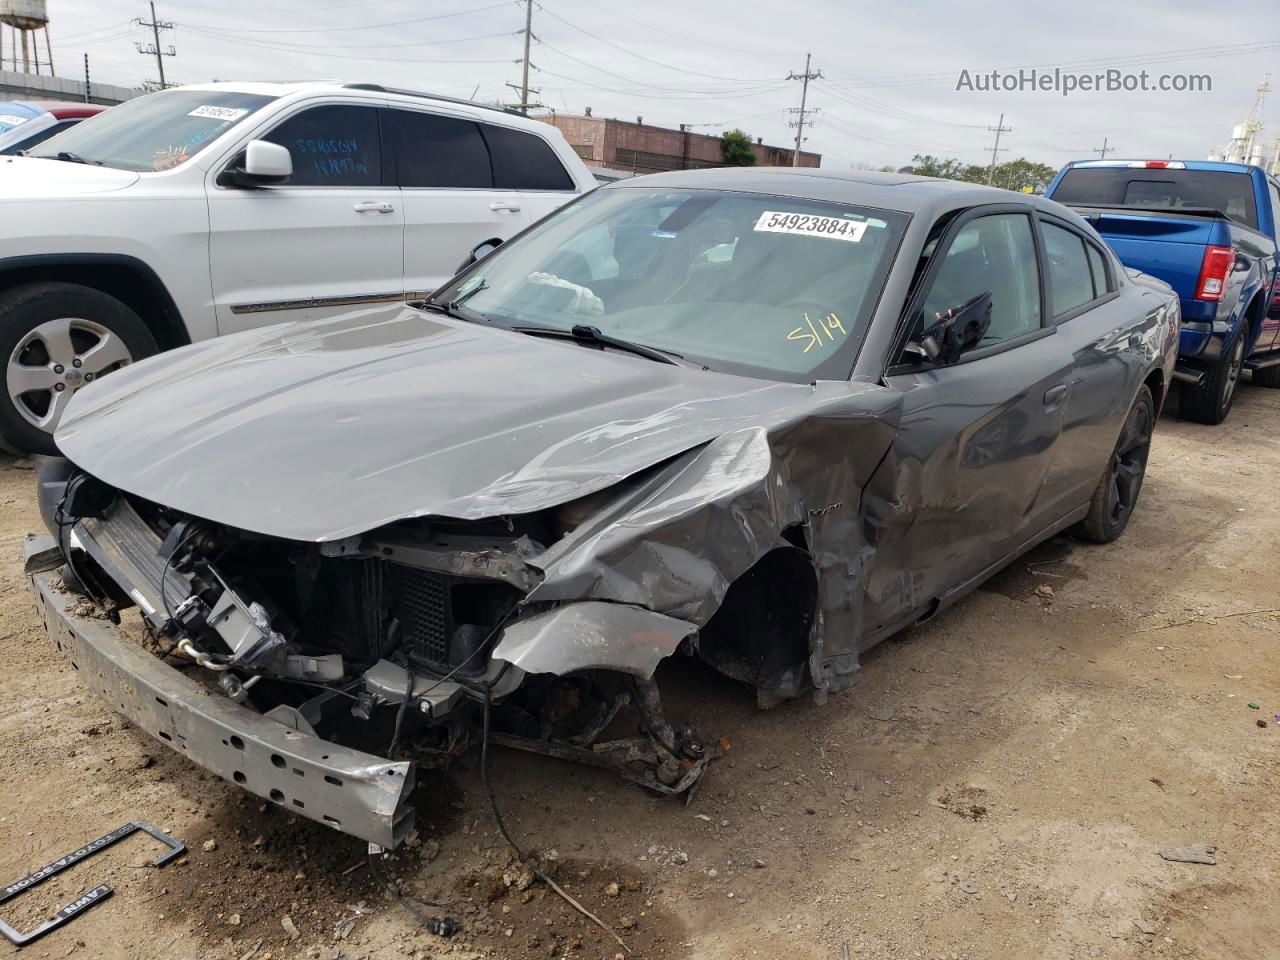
[0,155,140,198]
[56,306,832,541]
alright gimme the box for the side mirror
[909,291,993,365]
[222,140,292,187]
[456,237,503,273]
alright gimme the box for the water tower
[0,0,54,75]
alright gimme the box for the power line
[181,25,517,50]
[535,2,774,83]
[180,1,511,34]
[787,53,821,166]
[134,1,175,89]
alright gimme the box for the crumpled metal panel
[53,306,819,541]
[492,602,695,679]
[526,387,902,697]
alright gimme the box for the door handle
[1043,384,1069,407]
[353,201,394,214]
[489,201,522,213]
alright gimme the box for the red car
[0,100,107,155]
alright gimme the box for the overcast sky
[44,0,1280,170]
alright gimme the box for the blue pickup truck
[1047,160,1280,424]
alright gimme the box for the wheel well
[0,256,189,350]
[1143,367,1165,412]
[697,545,818,693]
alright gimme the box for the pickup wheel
[1075,385,1154,544]
[0,282,158,456]
[1180,331,1245,425]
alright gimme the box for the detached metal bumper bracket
[0,820,185,947]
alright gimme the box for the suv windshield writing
[34,89,276,172]
[431,187,907,383]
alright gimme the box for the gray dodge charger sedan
[24,168,1178,847]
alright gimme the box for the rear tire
[1075,385,1154,544]
[1252,363,1280,388]
[0,282,157,456]
[1180,331,1245,425]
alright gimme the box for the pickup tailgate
[1071,209,1225,306]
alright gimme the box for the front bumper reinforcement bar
[23,534,415,849]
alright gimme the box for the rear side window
[393,109,492,188]
[1085,243,1110,297]
[1052,168,1258,229]
[479,123,574,191]
[264,104,382,187]
[1041,222,1095,316]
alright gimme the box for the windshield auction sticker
[188,105,250,122]
[754,211,868,242]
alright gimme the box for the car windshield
[431,187,908,383]
[32,89,276,172]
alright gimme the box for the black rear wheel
[1075,385,1155,544]
[1180,332,1245,425]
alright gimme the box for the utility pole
[1093,136,1112,159]
[786,53,821,166]
[985,112,1012,184]
[503,0,541,114]
[83,53,90,103]
[134,1,175,89]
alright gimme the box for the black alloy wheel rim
[1106,401,1153,527]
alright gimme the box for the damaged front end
[26,461,717,847]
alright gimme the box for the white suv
[0,81,595,454]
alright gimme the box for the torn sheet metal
[492,601,696,679]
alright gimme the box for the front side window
[919,213,1041,346]
[33,89,276,172]
[263,104,382,187]
[393,109,491,188]
[1041,222,1096,316]
[430,187,908,383]
[480,123,575,191]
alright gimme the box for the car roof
[600,166,1042,216]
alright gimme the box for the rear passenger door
[390,107,532,298]
[1036,214,1152,510]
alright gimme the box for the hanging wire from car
[478,677,632,955]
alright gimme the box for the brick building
[538,113,820,174]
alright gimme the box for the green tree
[721,129,757,166]
[910,154,967,179]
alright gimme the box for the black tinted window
[394,109,492,188]
[480,123,574,191]
[1042,222,1095,316]
[1052,168,1257,229]
[264,105,381,187]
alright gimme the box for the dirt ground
[1,379,1277,960]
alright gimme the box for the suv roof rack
[342,83,519,116]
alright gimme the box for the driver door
[863,207,1073,637]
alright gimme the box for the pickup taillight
[1195,245,1234,302]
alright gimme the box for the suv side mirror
[456,237,503,273]
[908,291,993,365]
[222,140,292,187]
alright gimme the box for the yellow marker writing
[787,312,847,352]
